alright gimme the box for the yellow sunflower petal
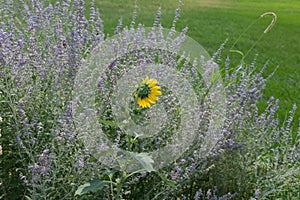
[137,98,144,108]
[143,76,149,84]
[151,85,161,90]
[140,98,150,108]
[149,98,157,105]
[151,90,162,96]
[146,97,155,104]
[149,79,158,87]
[144,99,151,108]
[149,94,158,101]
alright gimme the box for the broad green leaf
[133,153,155,172]
[75,179,111,196]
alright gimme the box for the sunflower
[134,76,162,108]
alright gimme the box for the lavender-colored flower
[28,148,54,182]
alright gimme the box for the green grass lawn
[94,0,299,128]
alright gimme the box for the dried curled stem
[261,12,277,33]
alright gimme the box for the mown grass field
[94,0,300,128]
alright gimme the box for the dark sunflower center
[136,83,151,99]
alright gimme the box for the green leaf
[133,153,155,172]
[24,195,32,200]
[229,49,244,57]
[105,168,119,180]
[75,179,111,196]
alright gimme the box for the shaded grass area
[94,0,299,128]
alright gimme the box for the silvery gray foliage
[0,0,299,199]
[1,0,104,199]
[147,50,299,198]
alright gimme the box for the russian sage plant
[0,0,298,200]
